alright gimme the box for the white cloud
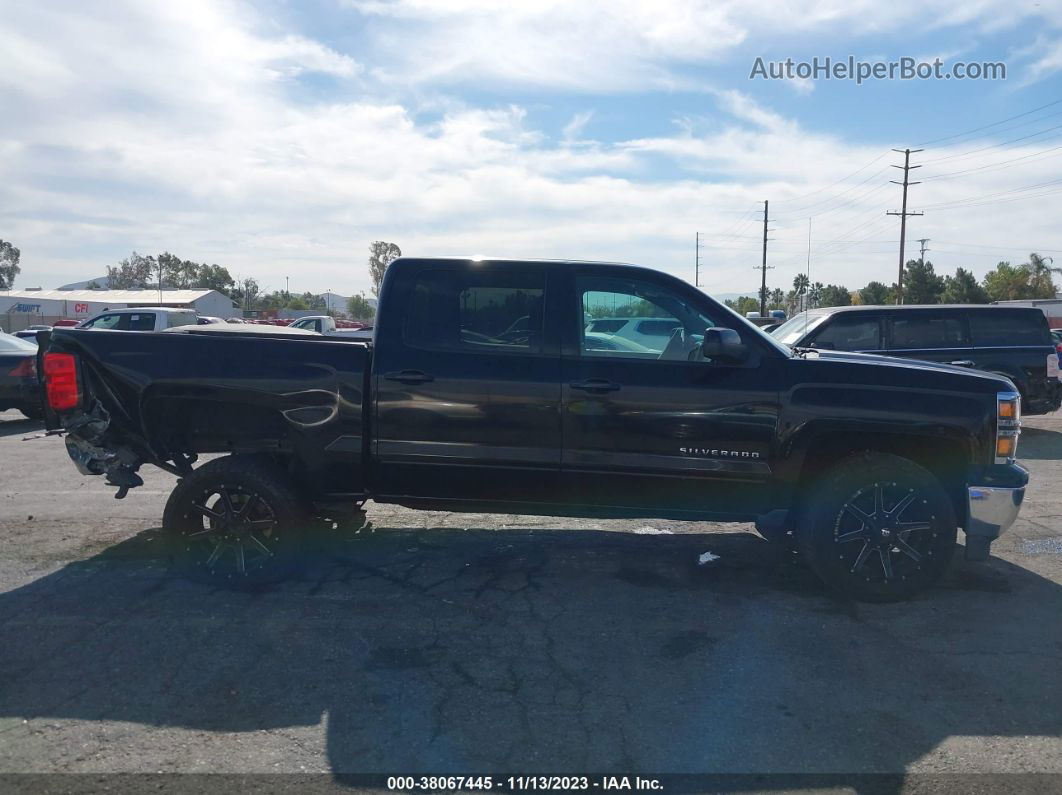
[562,111,594,142]
[0,0,1060,299]
[344,0,1061,92]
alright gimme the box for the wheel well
[794,431,970,526]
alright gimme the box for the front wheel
[162,456,306,585]
[797,452,957,602]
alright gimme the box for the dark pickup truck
[39,257,1029,601]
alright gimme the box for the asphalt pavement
[0,408,1060,791]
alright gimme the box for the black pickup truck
[39,257,1029,601]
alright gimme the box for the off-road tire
[163,455,306,585]
[797,451,957,602]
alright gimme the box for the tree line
[724,252,1059,316]
[98,242,404,321]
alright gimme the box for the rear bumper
[966,485,1024,540]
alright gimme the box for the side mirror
[701,327,748,363]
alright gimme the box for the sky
[2,0,1062,298]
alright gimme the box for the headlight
[995,391,1021,464]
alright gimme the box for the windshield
[770,312,828,345]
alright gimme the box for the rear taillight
[8,358,36,378]
[43,353,80,411]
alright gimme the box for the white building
[0,288,236,330]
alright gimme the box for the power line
[920,123,1062,164]
[780,150,891,206]
[919,177,1062,210]
[914,97,1062,146]
[922,141,1062,181]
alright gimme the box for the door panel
[373,265,562,503]
[561,271,780,517]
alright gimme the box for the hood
[801,348,1016,389]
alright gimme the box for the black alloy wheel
[798,452,957,602]
[163,456,304,584]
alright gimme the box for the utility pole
[886,148,924,304]
[695,232,704,287]
[755,200,774,317]
[916,238,930,264]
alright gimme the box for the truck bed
[44,328,371,500]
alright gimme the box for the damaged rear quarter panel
[48,329,370,499]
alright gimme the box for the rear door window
[889,315,969,349]
[810,315,882,351]
[969,311,1050,347]
[405,269,546,354]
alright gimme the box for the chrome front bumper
[967,485,1025,540]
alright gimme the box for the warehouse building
[0,289,236,332]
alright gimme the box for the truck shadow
[0,415,43,439]
[0,525,1059,781]
[1016,425,1062,460]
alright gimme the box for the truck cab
[76,307,198,332]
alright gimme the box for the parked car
[52,319,80,327]
[196,316,225,325]
[772,305,1062,415]
[40,257,1028,601]
[583,331,655,354]
[0,333,43,419]
[12,325,52,341]
[75,307,198,332]
[288,315,369,336]
[1051,329,1062,368]
[584,316,684,350]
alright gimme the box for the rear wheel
[797,452,957,602]
[163,456,305,585]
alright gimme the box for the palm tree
[793,274,809,312]
[1024,253,1061,299]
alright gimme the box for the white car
[76,307,198,332]
[582,331,655,355]
[289,315,373,339]
[584,316,681,351]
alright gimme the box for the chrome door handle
[384,370,434,384]
[569,379,621,392]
